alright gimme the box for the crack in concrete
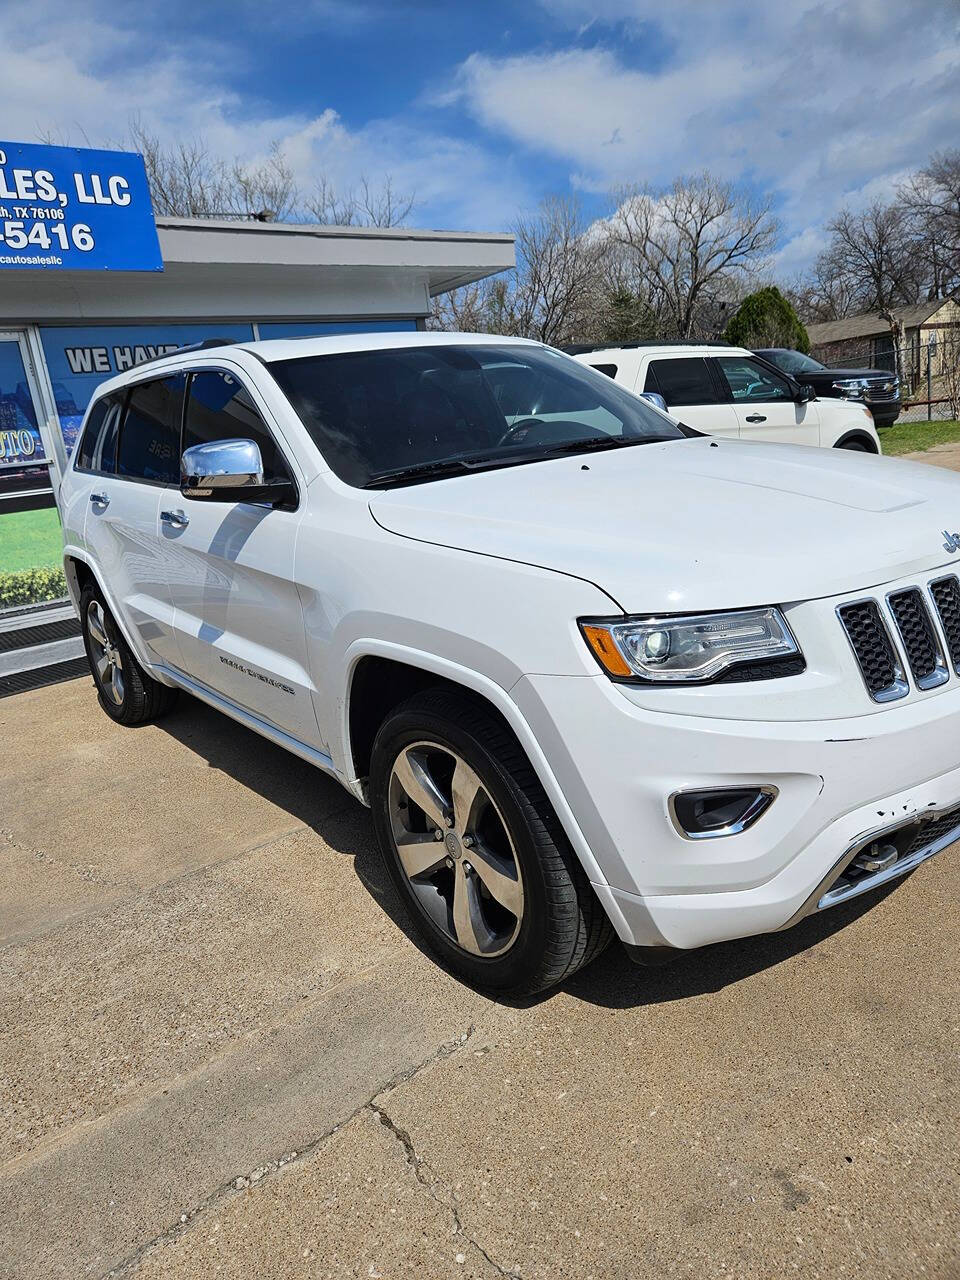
[102,1024,476,1278]
[368,1101,515,1278]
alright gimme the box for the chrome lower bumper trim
[817,823,958,909]
[783,803,960,929]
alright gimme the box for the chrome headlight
[831,378,871,398]
[581,608,800,683]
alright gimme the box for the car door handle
[744,414,767,423]
[90,491,109,507]
[160,508,189,529]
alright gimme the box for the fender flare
[833,429,879,453]
[338,639,624,919]
[62,548,177,686]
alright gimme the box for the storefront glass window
[39,324,255,454]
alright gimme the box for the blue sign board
[0,141,162,272]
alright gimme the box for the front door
[0,331,65,611]
[162,367,321,747]
[715,355,820,446]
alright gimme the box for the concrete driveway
[1,677,958,1279]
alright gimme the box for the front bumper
[513,672,960,950]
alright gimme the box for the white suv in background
[571,341,881,452]
[60,332,959,995]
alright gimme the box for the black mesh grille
[713,655,806,684]
[887,588,942,685]
[904,805,960,856]
[931,576,960,670]
[837,600,901,697]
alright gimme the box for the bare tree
[305,174,415,227]
[431,195,603,345]
[607,174,778,338]
[125,119,413,227]
[787,257,862,323]
[509,195,603,345]
[899,150,960,298]
[128,119,297,221]
[817,202,924,384]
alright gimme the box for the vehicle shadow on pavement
[158,696,912,1011]
[560,879,908,1009]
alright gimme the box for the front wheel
[79,582,178,725]
[369,689,612,995]
[837,440,870,451]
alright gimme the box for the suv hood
[808,366,897,383]
[369,439,960,613]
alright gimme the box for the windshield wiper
[362,454,530,488]
[362,434,682,488]
[537,434,679,458]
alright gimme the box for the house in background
[806,296,960,388]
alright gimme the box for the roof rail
[561,339,732,355]
[130,337,240,371]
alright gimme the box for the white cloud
[0,0,529,231]
[444,0,960,266]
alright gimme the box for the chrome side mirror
[181,438,292,505]
[181,438,264,492]
[639,391,669,413]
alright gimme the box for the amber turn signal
[581,624,633,677]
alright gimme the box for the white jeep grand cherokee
[60,332,960,994]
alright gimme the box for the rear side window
[589,363,618,379]
[184,371,292,485]
[645,358,716,407]
[75,393,125,474]
[117,375,185,485]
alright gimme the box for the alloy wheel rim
[388,740,524,957]
[86,600,125,706]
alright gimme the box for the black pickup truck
[754,348,901,428]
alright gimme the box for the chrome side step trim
[157,664,340,777]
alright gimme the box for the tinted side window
[717,356,793,403]
[184,371,292,485]
[117,375,185,484]
[644,358,716,407]
[589,363,618,379]
[75,393,125,474]
[75,397,111,472]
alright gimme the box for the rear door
[642,357,740,437]
[162,365,321,745]
[83,375,184,667]
[714,354,820,446]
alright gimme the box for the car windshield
[764,349,824,375]
[267,342,685,487]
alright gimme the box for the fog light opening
[669,786,777,840]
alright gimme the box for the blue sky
[1,0,958,275]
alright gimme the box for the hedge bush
[0,566,68,608]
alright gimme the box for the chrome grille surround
[838,574,960,702]
[885,587,949,690]
[930,575,960,673]
[836,598,908,702]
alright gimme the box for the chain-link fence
[809,331,960,423]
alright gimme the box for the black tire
[79,582,179,726]
[369,688,613,995]
[837,440,870,451]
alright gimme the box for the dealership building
[0,143,514,691]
